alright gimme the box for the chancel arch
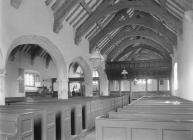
[5,35,68,99]
[70,56,92,97]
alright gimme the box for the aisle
[80,130,96,140]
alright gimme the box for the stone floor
[80,129,96,140]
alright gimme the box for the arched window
[92,70,99,78]
[24,70,40,91]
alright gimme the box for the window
[132,79,146,91]
[24,72,40,87]
[159,79,170,91]
[147,79,157,91]
[160,80,164,85]
[24,73,35,87]
[92,70,99,77]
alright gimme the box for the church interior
[0,0,193,140]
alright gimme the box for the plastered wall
[5,52,57,97]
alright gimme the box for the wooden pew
[96,116,193,140]
[0,110,34,140]
[108,111,193,120]
[9,102,73,140]
[5,95,124,140]
[132,96,193,105]
[96,95,193,140]
[0,106,56,140]
[5,97,26,105]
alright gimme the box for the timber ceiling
[45,0,192,62]
[9,44,52,68]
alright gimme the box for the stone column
[178,11,193,100]
[57,78,68,99]
[119,80,121,95]
[84,79,93,97]
[0,71,6,105]
[157,78,159,93]
[170,48,178,96]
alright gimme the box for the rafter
[115,45,168,61]
[91,11,176,53]
[53,0,83,33]
[75,0,181,44]
[107,38,170,61]
[46,55,51,68]
[51,0,66,11]
[125,48,142,61]
[99,28,173,55]
[30,46,42,65]
[159,0,167,8]
[74,0,114,44]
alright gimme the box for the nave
[1,0,193,140]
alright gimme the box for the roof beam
[108,38,170,61]
[159,0,167,8]
[115,45,168,61]
[51,0,65,11]
[75,0,114,44]
[100,28,173,55]
[91,12,176,53]
[30,46,42,65]
[53,0,82,33]
[75,0,181,44]
[46,55,52,68]
[125,48,142,61]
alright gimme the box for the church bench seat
[0,106,56,140]
[96,96,193,140]
[122,105,193,110]
[5,96,124,140]
[0,110,34,140]
[8,103,77,140]
[108,111,193,120]
[5,97,26,105]
[132,96,193,105]
[96,115,193,140]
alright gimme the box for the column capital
[0,70,6,77]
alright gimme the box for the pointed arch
[6,35,68,99]
[70,56,92,96]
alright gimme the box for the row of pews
[96,95,193,140]
[0,94,129,140]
